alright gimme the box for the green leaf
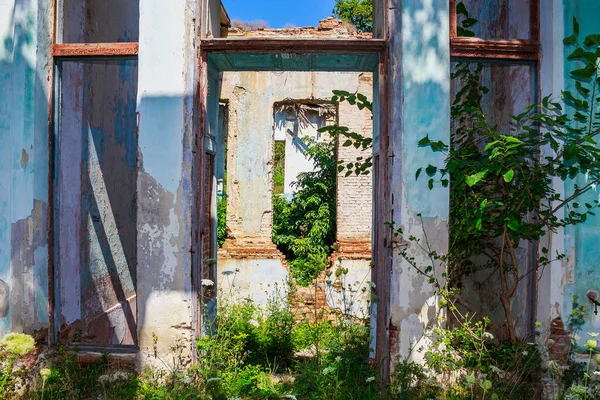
[418,136,431,147]
[584,34,600,47]
[456,2,468,17]
[507,218,519,232]
[503,169,515,183]
[465,169,488,187]
[428,179,434,190]
[564,35,577,46]
[475,219,483,231]
[573,17,580,35]
[571,65,596,79]
[484,141,499,152]
[564,144,578,160]
[426,165,438,176]
[576,81,591,96]
[415,168,422,180]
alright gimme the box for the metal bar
[47,0,57,346]
[375,45,391,384]
[52,43,139,57]
[449,0,457,40]
[200,38,387,53]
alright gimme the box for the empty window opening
[57,0,139,43]
[54,59,139,347]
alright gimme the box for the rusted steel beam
[52,43,139,58]
[451,38,540,61]
[200,38,387,53]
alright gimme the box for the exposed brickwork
[227,17,372,39]
[336,73,373,245]
[547,317,571,361]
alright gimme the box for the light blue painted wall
[0,0,51,335]
[562,0,600,341]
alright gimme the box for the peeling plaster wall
[0,0,51,337]
[387,0,450,365]
[561,0,600,347]
[537,0,567,347]
[135,0,201,368]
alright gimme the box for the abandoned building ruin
[1,0,599,385]
[215,23,373,317]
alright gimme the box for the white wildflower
[482,332,494,340]
[98,371,130,384]
[522,351,529,356]
[249,319,259,327]
[322,367,334,375]
[365,376,375,383]
[335,356,342,363]
[201,279,214,287]
[490,366,504,374]
[280,396,298,399]
[182,375,192,384]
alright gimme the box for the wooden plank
[52,43,139,57]
[200,38,387,53]
[451,38,540,61]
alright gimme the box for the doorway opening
[195,48,388,385]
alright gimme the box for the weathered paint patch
[562,0,600,346]
[387,0,450,366]
[0,0,51,337]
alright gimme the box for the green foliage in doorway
[273,137,338,286]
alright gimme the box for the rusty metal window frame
[448,0,542,339]
[47,0,139,347]
[449,0,541,61]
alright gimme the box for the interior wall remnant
[330,73,374,318]
[217,70,372,307]
[0,0,51,338]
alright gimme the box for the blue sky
[222,0,336,28]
